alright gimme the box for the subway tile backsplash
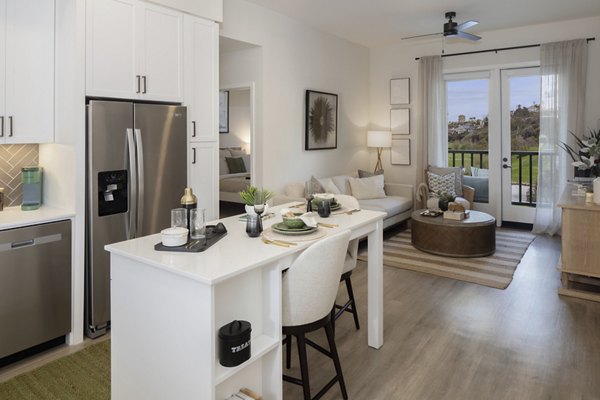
[0,144,39,207]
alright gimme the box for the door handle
[192,121,196,138]
[192,148,196,164]
[503,164,512,169]
[134,129,144,236]
[136,75,141,93]
[126,128,137,239]
[8,116,13,137]
[0,116,3,137]
[142,76,147,94]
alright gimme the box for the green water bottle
[22,166,43,211]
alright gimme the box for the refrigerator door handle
[126,128,137,239]
[134,129,144,235]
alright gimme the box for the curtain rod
[414,37,595,61]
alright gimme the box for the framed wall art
[390,108,410,134]
[390,78,410,105]
[219,90,229,133]
[391,138,410,165]
[305,90,338,150]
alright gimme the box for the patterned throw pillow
[427,171,457,196]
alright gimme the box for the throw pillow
[241,154,251,172]
[219,149,232,174]
[317,177,342,194]
[427,171,457,197]
[358,169,384,178]
[225,157,247,174]
[306,176,325,196]
[348,175,386,200]
[229,148,247,156]
[428,165,463,196]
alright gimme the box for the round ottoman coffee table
[411,209,496,257]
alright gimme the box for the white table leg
[367,219,384,348]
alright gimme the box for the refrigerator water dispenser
[98,170,128,216]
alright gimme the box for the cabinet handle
[192,121,196,137]
[0,116,4,137]
[142,76,147,94]
[8,116,13,137]
[136,75,141,93]
[192,148,196,164]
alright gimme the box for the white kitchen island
[105,204,386,400]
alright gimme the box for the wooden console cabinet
[557,185,600,301]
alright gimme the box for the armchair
[416,166,475,209]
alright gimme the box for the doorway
[445,67,540,225]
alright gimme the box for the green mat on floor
[0,340,110,400]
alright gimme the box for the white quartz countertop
[0,206,75,230]
[106,204,385,285]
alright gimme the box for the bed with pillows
[219,147,251,203]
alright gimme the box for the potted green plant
[560,129,600,177]
[239,186,274,215]
[437,191,456,211]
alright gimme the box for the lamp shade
[367,131,392,148]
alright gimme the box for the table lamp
[367,130,392,172]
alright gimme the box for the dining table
[105,202,386,400]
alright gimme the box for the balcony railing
[448,149,538,206]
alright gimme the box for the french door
[445,67,540,225]
[500,68,540,224]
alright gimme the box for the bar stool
[332,195,360,330]
[282,229,351,400]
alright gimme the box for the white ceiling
[244,0,600,47]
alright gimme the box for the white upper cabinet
[86,0,183,102]
[183,15,218,142]
[1,0,55,144]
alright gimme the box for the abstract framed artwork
[305,90,338,150]
[390,108,410,134]
[391,138,410,165]
[390,78,410,105]
[219,90,229,133]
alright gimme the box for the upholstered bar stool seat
[282,229,351,400]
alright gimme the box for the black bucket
[218,320,252,367]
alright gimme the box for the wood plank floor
[1,230,599,400]
[283,231,600,400]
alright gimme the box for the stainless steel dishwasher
[0,220,72,359]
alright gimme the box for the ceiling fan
[402,11,481,41]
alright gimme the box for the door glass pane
[508,75,540,206]
[447,79,489,203]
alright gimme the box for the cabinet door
[0,0,6,141]
[86,0,137,99]
[184,15,218,142]
[189,143,218,220]
[137,3,183,102]
[4,0,54,143]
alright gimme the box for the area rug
[0,340,110,400]
[359,229,536,289]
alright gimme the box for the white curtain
[533,39,587,235]
[417,55,446,187]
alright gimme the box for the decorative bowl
[161,227,189,247]
[282,213,306,229]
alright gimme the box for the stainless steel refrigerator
[86,100,187,338]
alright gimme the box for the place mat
[272,222,317,234]
[263,227,326,242]
[331,206,350,215]
[154,223,227,253]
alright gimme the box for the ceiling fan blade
[457,20,478,31]
[454,31,481,41]
[401,32,442,40]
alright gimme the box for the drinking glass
[253,189,265,233]
[171,208,188,229]
[246,214,261,237]
[317,199,331,218]
[190,208,206,239]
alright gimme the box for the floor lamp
[367,131,392,172]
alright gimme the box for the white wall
[219,88,251,150]
[220,0,371,195]
[370,16,600,188]
[147,0,222,22]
